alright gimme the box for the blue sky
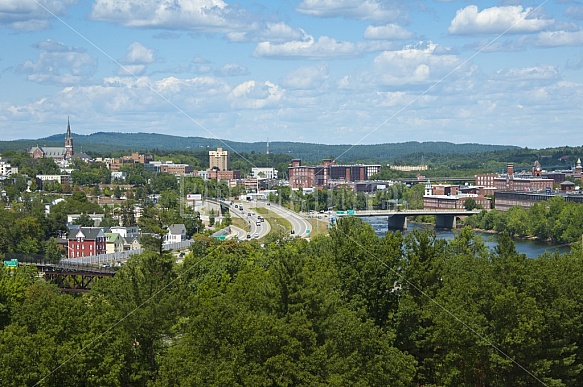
[1,1,583,149]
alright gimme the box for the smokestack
[507,163,514,176]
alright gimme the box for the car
[253,233,259,238]
[256,221,261,226]
[246,234,251,239]
[178,252,185,258]
[235,204,239,209]
[101,263,111,268]
[291,230,295,235]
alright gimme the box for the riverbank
[363,217,570,258]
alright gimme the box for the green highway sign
[3,259,18,268]
[214,235,226,241]
[336,211,346,215]
[347,210,355,215]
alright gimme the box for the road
[251,201,312,238]
[206,198,309,239]
[228,201,271,240]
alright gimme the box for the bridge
[7,256,116,293]
[335,209,481,230]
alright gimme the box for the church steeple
[66,116,71,140]
[64,116,74,159]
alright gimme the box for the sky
[1,0,583,149]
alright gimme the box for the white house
[165,224,186,244]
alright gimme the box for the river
[362,217,571,258]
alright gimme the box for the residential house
[165,224,186,244]
[104,232,124,254]
[67,227,107,258]
[124,236,142,251]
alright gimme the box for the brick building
[67,227,107,258]
[288,159,381,189]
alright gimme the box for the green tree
[73,213,94,227]
[209,209,215,227]
[44,237,62,263]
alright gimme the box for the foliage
[1,221,583,385]
[465,197,583,244]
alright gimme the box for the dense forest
[1,132,520,163]
[1,219,582,386]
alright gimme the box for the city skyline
[1,1,583,149]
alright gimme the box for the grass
[253,208,292,234]
[231,217,249,232]
[307,219,330,237]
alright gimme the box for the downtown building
[288,159,381,189]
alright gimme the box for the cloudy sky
[1,1,583,149]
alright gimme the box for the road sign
[3,259,18,268]
[306,229,310,234]
[336,211,346,215]
[347,210,355,215]
[214,235,226,241]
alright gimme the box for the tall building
[209,148,229,171]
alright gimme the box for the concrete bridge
[335,209,481,230]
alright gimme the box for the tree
[223,211,232,227]
[44,237,62,263]
[73,214,94,227]
[139,206,167,254]
[464,197,477,210]
[209,209,215,227]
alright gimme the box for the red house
[67,227,107,258]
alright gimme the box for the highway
[227,201,271,240]
[205,198,310,239]
[251,201,312,238]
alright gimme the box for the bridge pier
[387,214,407,231]
[435,215,456,229]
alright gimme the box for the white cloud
[0,0,76,31]
[373,41,461,85]
[214,64,248,77]
[254,33,390,59]
[364,24,414,40]
[449,5,553,35]
[91,0,255,33]
[536,30,583,47]
[495,65,561,81]
[296,0,404,22]
[117,42,156,76]
[281,65,329,90]
[123,42,155,64]
[228,80,284,109]
[17,39,98,85]
[260,22,305,42]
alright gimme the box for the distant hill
[0,131,520,163]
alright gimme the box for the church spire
[66,116,71,140]
[64,117,74,159]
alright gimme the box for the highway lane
[253,201,312,238]
[206,198,304,239]
[230,201,271,240]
